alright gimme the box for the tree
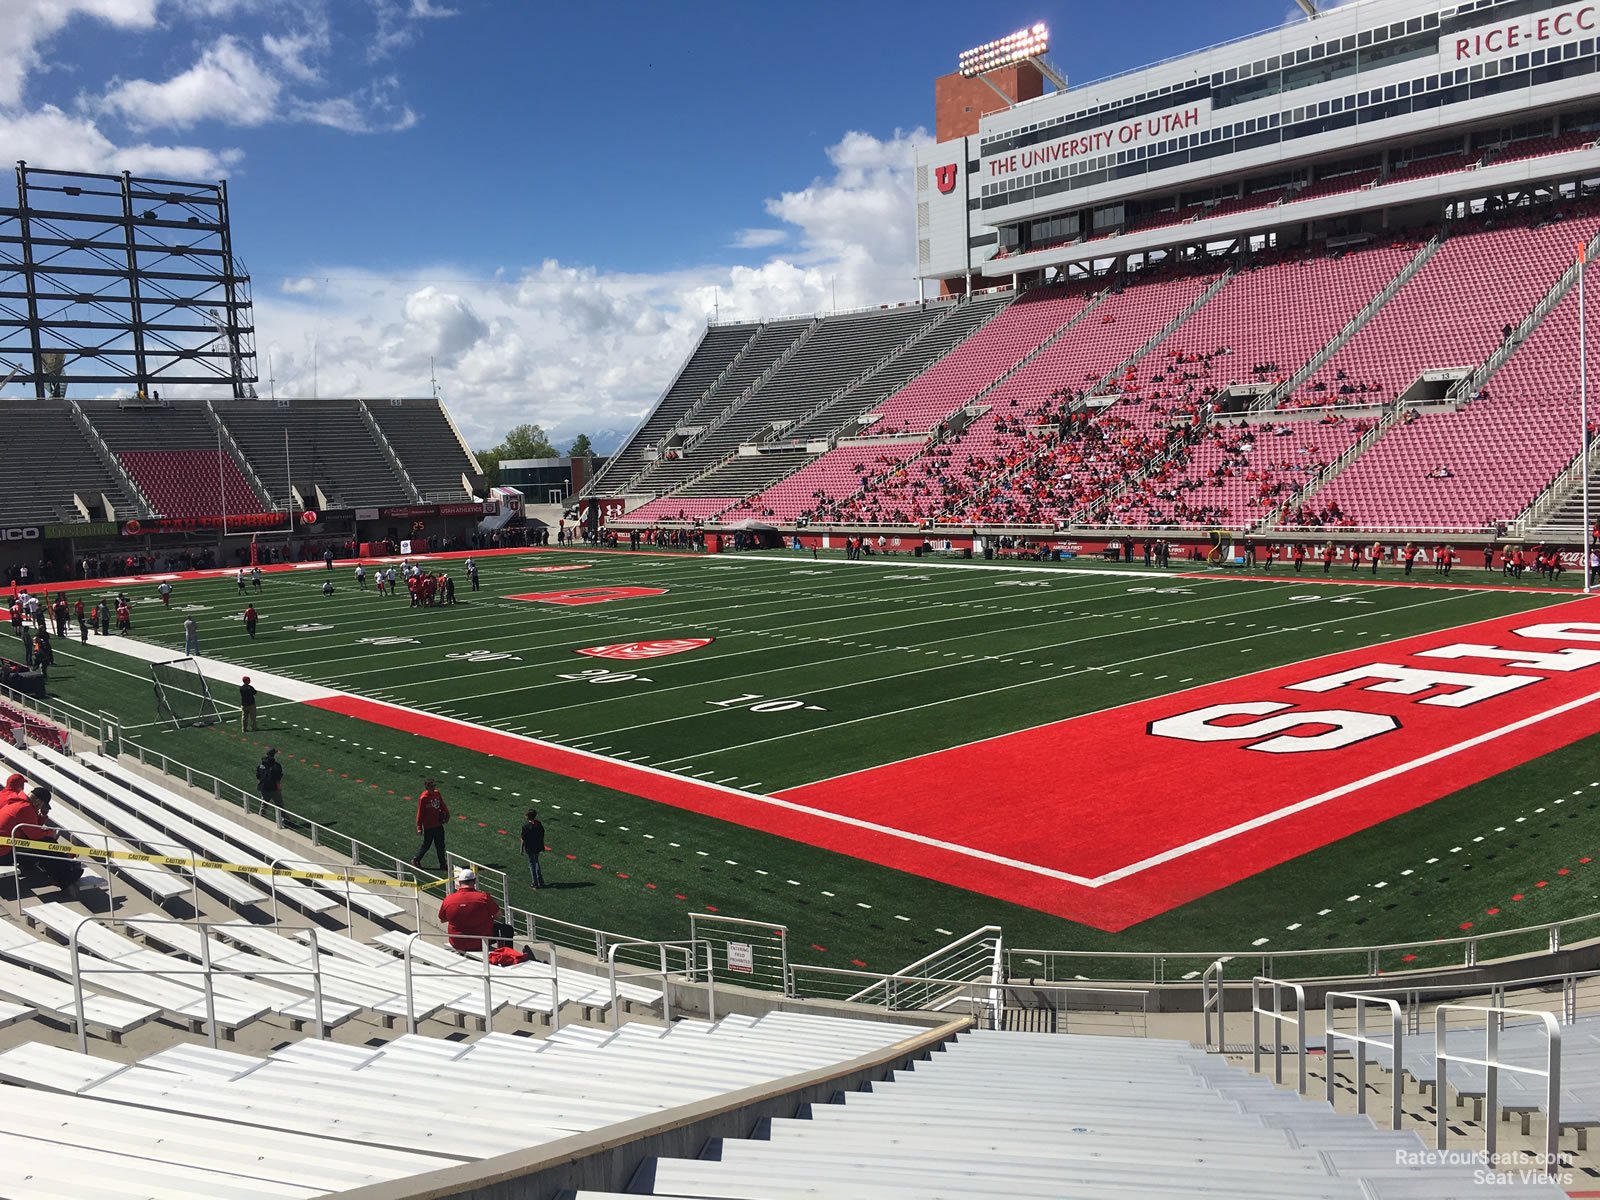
[500,423,559,459]
[567,433,594,459]
[476,422,559,489]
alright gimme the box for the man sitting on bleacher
[0,783,83,898]
[437,868,513,953]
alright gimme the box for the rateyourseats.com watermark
[1396,1149,1577,1186]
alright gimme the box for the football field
[32,546,1600,975]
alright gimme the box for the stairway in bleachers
[607,1029,1570,1198]
[215,399,410,508]
[0,401,140,524]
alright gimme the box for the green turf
[16,547,1600,978]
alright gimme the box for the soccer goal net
[151,657,225,729]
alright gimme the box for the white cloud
[262,19,330,84]
[732,228,788,249]
[0,0,160,109]
[289,75,416,133]
[0,104,237,176]
[369,0,457,60]
[100,35,282,129]
[228,129,929,452]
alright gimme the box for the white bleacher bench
[369,929,616,1021]
[83,752,409,922]
[0,741,267,908]
[285,925,563,1028]
[26,903,359,1032]
[127,914,362,1031]
[0,1130,325,1200]
[0,914,270,1036]
[45,798,191,906]
[212,920,465,1026]
[1,1085,449,1193]
[0,956,158,1042]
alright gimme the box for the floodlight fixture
[958,23,1049,78]
[1295,0,1321,16]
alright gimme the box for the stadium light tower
[958,23,1066,100]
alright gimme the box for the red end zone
[309,597,1600,932]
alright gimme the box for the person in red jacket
[410,778,450,872]
[0,784,83,895]
[437,868,513,952]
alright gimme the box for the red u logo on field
[510,586,668,606]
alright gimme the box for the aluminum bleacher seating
[0,400,140,524]
[588,322,761,492]
[0,1011,924,1195]
[630,320,814,494]
[363,397,481,499]
[80,400,263,518]
[215,398,409,507]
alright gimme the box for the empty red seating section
[1291,398,1577,531]
[1297,209,1599,405]
[1385,152,1478,185]
[1179,243,1415,400]
[118,450,260,518]
[726,445,918,523]
[1492,132,1595,166]
[866,289,1093,435]
[1294,173,1380,203]
[623,496,736,523]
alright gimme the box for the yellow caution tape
[0,835,433,890]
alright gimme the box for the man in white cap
[437,867,513,952]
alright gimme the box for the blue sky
[3,0,1296,448]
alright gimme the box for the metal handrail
[122,741,437,899]
[399,931,561,1036]
[1324,991,1403,1131]
[1202,958,1227,1052]
[846,925,1002,1006]
[1251,975,1306,1094]
[604,938,714,1029]
[6,819,203,922]
[1435,1003,1562,1162]
[1005,909,1600,984]
[688,913,788,992]
[65,914,329,1053]
[785,965,1150,1032]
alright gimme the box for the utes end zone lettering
[509,586,667,606]
[772,598,1600,931]
[576,638,713,661]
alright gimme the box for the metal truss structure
[0,162,258,399]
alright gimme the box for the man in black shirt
[256,747,284,809]
[239,675,258,732]
[519,809,545,888]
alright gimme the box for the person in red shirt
[437,868,513,952]
[1370,541,1383,575]
[1291,544,1305,573]
[411,779,450,872]
[0,784,83,895]
[1322,543,1336,575]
